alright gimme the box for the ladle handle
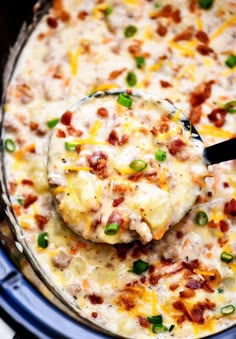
[203,138,236,165]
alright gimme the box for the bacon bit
[58,10,70,22]
[88,294,103,305]
[223,182,229,188]
[176,231,184,239]
[172,9,181,23]
[208,108,227,127]
[150,126,158,136]
[131,246,141,258]
[109,68,126,80]
[149,274,162,286]
[128,43,141,56]
[13,205,21,217]
[75,145,81,154]
[66,125,83,137]
[118,134,129,146]
[91,312,98,318]
[21,179,34,186]
[182,259,199,272]
[207,220,218,228]
[219,220,229,233]
[204,269,221,289]
[29,122,39,131]
[77,10,88,20]
[23,194,38,208]
[138,316,150,328]
[108,210,124,228]
[128,172,144,182]
[196,44,214,56]
[160,80,172,88]
[190,81,214,107]
[115,243,134,260]
[168,138,186,156]
[190,305,204,324]
[46,17,58,29]
[37,32,46,40]
[97,107,109,118]
[179,289,195,298]
[156,22,167,37]
[145,171,158,184]
[34,214,49,230]
[148,265,155,274]
[56,129,66,138]
[9,181,17,195]
[196,30,209,44]
[87,151,108,179]
[224,198,236,217]
[169,282,179,291]
[186,279,202,289]
[61,110,72,126]
[107,129,119,145]
[173,26,194,42]
[157,4,173,18]
[189,105,203,124]
[113,197,125,207]
[189,0,197,12]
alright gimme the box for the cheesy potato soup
[2,0,236,338]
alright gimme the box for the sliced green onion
[147,315,163,324]
[47,118,59,128]
[225,54,236,69]
[154,2,161,8]
[217,288,224,294]
[104,6,112,16]
[4,138,16,153]
[117,93,133,108]
[198,0,214,9]
[131,259,149,275]
[220,251,233,263]
[152,324,168,334]
[169,324,175,332]
[155,150,167,162]
[224,100,236,113]
[221,304,235,315]
[126,72,137,87]
[65,141,78,151]
[16,197,24,205]
[104,222,119,235]
[124,25,137,38]
[129,159,147,171]
[136,56,145,69]
[37,232,48,248]
[195,211,208,226]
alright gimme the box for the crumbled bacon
[196,30,209,44]
[190,81,214,107]
[91,312,98,318]
[88,294,104,305]
[56,129,66,138]
[87,151,108,179]
[113,197,125,207]
[128,172,144,182]
[186,279,202,289]
[109,68,126,79]
[182,259,199,271]
[115,243,134,260]
[23,194,38,208]
[172,8,181,23]
[138,316,150,328]
[169,283,179,291]
[29,122,39,131]
[189,105,203,124]
[21,179,33,186]
[58,10,70,22]
[118,134,129,146]
[173,26,194,42]
[34,214,49,230]
[107,129,119,145]
[219,220,229,232]
[168,138,186,156]
[156,4,173,18]
[97,107,109,118]
[61,110,72,125]
[207,108,227,127]
[207,220,218,228]
[77,10,88,20]
[179,289,195,298]
[149,274,162,286]
[66,125,83,137]
[46,17,58,29]
[189,0,197,12]
[52,251,72,270]
[196,44,214,56]
[156,22,167,37]
[160,80,172,88]
[128,43,141,56]
[224,198,236,217]
[107,210,124,228]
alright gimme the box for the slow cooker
[0,1,235,338]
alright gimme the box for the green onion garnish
[131,259,149,275]
[217,288,224,294]
[117,93,133,108]
[104,6,112,16]
[37,232,49,248]
[136,56,145,69]
[129,159,147,171]
[4,138,16,153]
[198,0,214,9]
[220,251,233,263]
[47,118,59,128]
[124,25,137,38]
[152,324,168,334]
[195,211,208,226]
[225,55,236,69]
[147,315,163,324]
[221,304,235,315]
[155,150,167,162]
[169,324,175,332]
[16,197,24,205]
[104,222,119,235]
[65,141,78,151]
[224,100,236,113]
[126,72,137,87]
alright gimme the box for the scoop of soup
[47,91,207,244]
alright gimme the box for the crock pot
[0,1,235,338]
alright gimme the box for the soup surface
[2,0,236,338]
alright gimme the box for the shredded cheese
[68,48,82,76]
[198,125,234,138]
[89,119,104,137]
[210,16,236,41]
